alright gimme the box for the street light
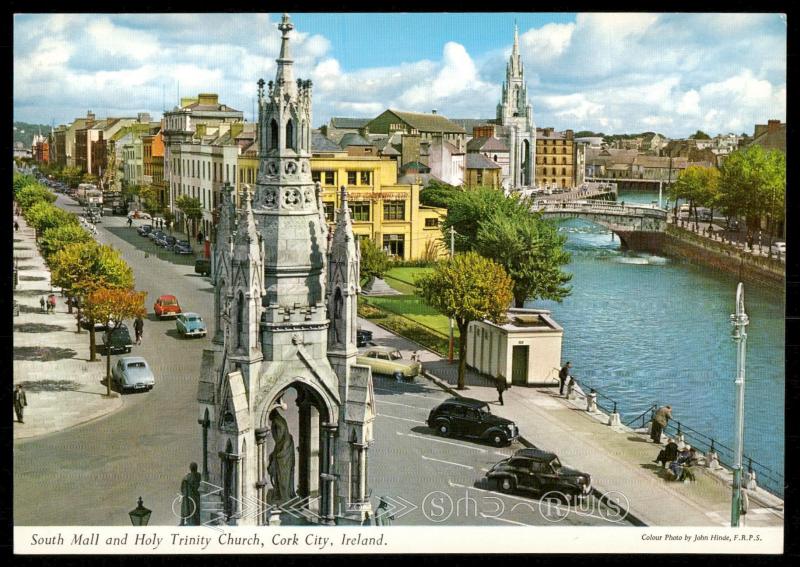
[129,496,152,526]
[729,282,749,527]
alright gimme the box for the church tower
[198,13,374,527]
[497,23,536,188]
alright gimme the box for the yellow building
[535,127,576,189]
[237,150,446,261]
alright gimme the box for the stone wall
[619,226,784,288]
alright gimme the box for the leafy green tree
[16,183,56,209]
[163,210,176,233]
[40,222,92,261]
[81,172,99,185]
[13,173,37,193]
[689,130,711,140]
[84,288,147,397]
[60,166,83,188]
[442,187,524,252]
[176,195,204,237]
[140,185,163,217]
[417,252,513,389]
[420,181,462,208]
[668,165,720,228]
[476,210,572,308]
[25,201,76,237]
[51,241,135,360]
[359,238,392,283]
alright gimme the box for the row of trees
[668,145,786,239]
[15,173,147,396]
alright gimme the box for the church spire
[513,20,519,58]
[275,13,296,97]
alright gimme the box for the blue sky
[13,13,786,138]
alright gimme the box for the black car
[427,397,518,447]
[194,258,211,276]
[148,230,165,242]
[486,448,592,497]
[111,204,128,215]
[101,324,134,354]
[137,224,154,236]
[155,234,176,248]
[173,240,193,255]
[356,328,373,347]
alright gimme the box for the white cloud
[519,22,575,60]
[677,90,701,116]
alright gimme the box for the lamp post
[448,226,455,364]
[129,496,152,526]
[729,282,749,527]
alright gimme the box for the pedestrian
[48,294,56,314]
[652,437,679,468]
[558,362,572,396]
[650,405,672,444]
[13,384,27,423]
[127,217,133,227]
[496,376,507,406]
[14,221,19,232]
[197,231,204,244]
[133,315,144,345]
[180,462,202,526]
[374,497,395,526]
[39,296,46,313]
[747,233,754,251]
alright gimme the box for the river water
[527,190,785,490]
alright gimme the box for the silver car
[112,356,155,393]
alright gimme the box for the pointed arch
[285,119,295,150]
[270,119,279,150]
[236,291,245,349]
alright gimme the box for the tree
[81,172,99,185]
[476,210,572,308]
[60,166,83,188]
[668,165,720,229]
[25,201,76,238]
[420,181,462,208]
[84,288,146,397]
[417,252,513,389]
[51,241,135,360]
[163,210,176,234]
[689,130,711,140]
[16,183,56,210]
[13,173,37,193]
[40,222,92,262]
[359,238,392,283]
[140,185,163,217]
[176,195,203,237]
[442,187,524,252]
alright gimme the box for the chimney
[565,129,574,140]
[198,93,219,106]
[768,119,780,133]
[401,133,421,168]
[431,109,437,115]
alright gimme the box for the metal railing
[534,200,668,219]
[624,405,784,498]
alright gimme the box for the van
[194,258,211,277]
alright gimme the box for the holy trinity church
[196,13,375,526]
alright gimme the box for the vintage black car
[137,224,154,236]
[101,324,134,355]
[486,448,591,497]
[172,240,193,255]
[427,397,518,447]
[356,328,373,347]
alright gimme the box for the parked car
[356,346,421,381]
[176,312,207,338]
[356,328,373,348]
[485,448,592,496]
[154,234,176,248]
[79,316,114,332]
[154,294,182,319]
[101,324,133,354]
[112,356,155,393]
[127,210,152,220]
[427,397,518,447]
[194,258,211,276]
[148,230,165,242]
[137,224,154,236]
[725,218,742,232]
[698,209,713,222]
[173,240,193,255]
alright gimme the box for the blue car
[176,312,207,338]
[112,356,155,393]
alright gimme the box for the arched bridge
[535,201,668,249]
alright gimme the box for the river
[527,190,785,492]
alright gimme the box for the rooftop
[465,153,501,170]
[380,109,466,134]
[330,117,371,129]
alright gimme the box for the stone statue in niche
[333,286,344,344]
[285,161,298,175]
[267,409,296,505]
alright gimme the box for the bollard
[608,412,621,426]
[586,390,598,413]
[706,450,720,470]
[745,460,758,490]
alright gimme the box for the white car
[127,210,152,220]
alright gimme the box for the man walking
[127,217,133,228]
[14,384,27,423]
[559,362,572,396]
[496,376,507,406]
[39,296,46,313]
[48,294,56,314]
[133,315,144,345]
[650,405,672,444]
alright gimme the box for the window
[323,202,335,222]
[360,171,371,185]
[425,217,439,228]
[383,200,405,221]
[312,171,321,183]
[270,120,279,150]
[347,171,357,185]
[382,234,405,258]
[476,171,483,184]
[562,168,567,175]
[286,120,294,150]
[350,201,370,222]
[493,154,498,162]
[324,171,335,185]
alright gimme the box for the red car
[154,295,182,319]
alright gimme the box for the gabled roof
[378,109,466,134]
[401,161,430,172]
[339,133,372,147]
[330,117,371,129]
[467,136,509,152]
[466,153,501,170]
[312,130,343,152]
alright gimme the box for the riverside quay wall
[619,224,785,288]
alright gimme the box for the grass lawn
[364,294,458,339]
[384,266,434,292]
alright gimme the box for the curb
[422,368,649,527]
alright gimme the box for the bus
[76,183,96,205]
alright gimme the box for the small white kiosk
[466,308,563,386]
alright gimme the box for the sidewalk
[358,317,784,528]
[13,215,123,441]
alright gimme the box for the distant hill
[13,122,51,148]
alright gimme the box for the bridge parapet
[535,200,668,220]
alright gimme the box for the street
[14,194,628,527]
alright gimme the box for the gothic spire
[275,13,295,96]
[513,20,519,58]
